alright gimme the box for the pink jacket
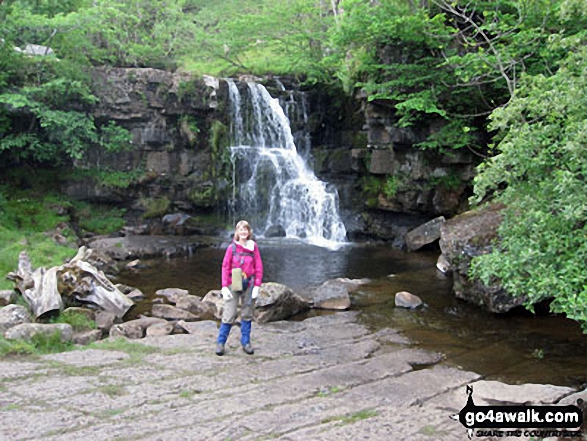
[221,240,264,288]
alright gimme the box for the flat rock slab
[0,312,578,440]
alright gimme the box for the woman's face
[237,225,250,241]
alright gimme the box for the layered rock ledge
[0,312,581,441]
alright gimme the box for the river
[117,239,587,389]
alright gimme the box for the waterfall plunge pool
[117,240,587,389]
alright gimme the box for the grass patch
[0,187,77,290]
[48,310,96,331]
[0,331,73,357]
[316,385,345,397]
[95,384,128,398]
[139,196,170,219]
[178,389,201,399]
[71,201,126,235]
[322,409,379,425]
[87,337,160,364]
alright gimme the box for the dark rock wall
[63,68,225,219]
[62,68,479,243]
[308,91,479,243]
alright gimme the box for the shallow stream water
[117,240,587,388]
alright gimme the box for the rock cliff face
[310,96,479,243]
[63,67,225,219]
[439,204,526,313]
[62,68,479,243]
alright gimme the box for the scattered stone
[395,291,423,309]
[436,253,451,273]
[72,329,103,345]
[255,283,310,323]
[126,288,145,301]
[126,259,142,269]
[405,216,446,251]
[176,295,216,320]
[95,310,117,334]
[109,317,167,339]
[145,322,174,337]
[332,278,371,292]
[155,288,189,304]
[5,323,73,342]
[151,304,197,321]
[264,224,286,238]
[0,290,17,306]
[306,279,352,310]
[439,204,525,313]
[0,304,32,334]
[471,380,576,405]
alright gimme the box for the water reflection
[117,241,587,388]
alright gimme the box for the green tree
[470,26,587,329]
[184,0,335,79]
[0,1,130,165]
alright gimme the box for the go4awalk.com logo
[451,385,584,439]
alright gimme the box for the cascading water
[226,79,347,249]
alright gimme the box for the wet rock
[87,235,211,261]
[255,283,311,323]
[5,323,73,342]
[151,304,197,321]
[126,288,145,301]
[471,380,576,405]
[202,284,310,323]
[305,279,351,310]
[332,277,371,292]
[175,296,216,320]
[162,213,191,227]
[436,254,451,273]
[265,225,286,238]
[439,204,525,313]
[155,288,189,304]
[405,216,445,251]
[395,291,423,309]
[0,304,32,333]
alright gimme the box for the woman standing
[216,220,263,356]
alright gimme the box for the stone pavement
[0,312,580,440]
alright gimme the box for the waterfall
[226,79,347,249]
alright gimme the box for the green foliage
[0,331,73,357]
[49,310,96,331]
[383,176,400,199]
[179,115,200,148]
[183,0,335,80]
[0,187,77,289]
[470,34,587,329]
[189,186,214,207]
[430,173,462,192]
[361,175,383,208]
[70,166,145,190]
[72,201,126,235]
[140,196,170,219]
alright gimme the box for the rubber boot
[216,322,232,356]
[240,320,254,355]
